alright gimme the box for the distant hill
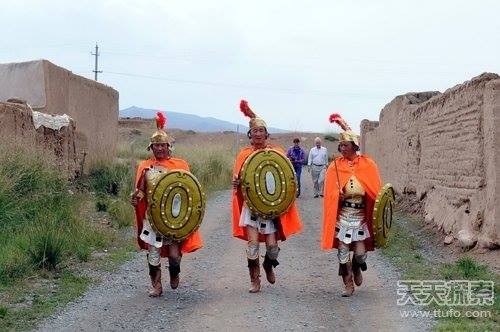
[119,106,288,133]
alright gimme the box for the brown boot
[168,258,181,290]
[339,263,354,297]
[352,256,366,286]
[248,258,261,293]
[262,254,278,284]
[352,267,362,287]
[342,274,355,297]
[148,264,163,297]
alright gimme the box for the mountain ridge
[119,106,288,133]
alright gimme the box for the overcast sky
[1,0,499,132]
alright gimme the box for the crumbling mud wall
[0,101,82,178]
[361,73,500,250]
[0,59,118,169]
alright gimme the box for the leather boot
[339,263,354,297]
[352,256,367,286]
[262,254,279,284]
[168,258,181,290]
[248,258,261,293]
[148,264,163,297]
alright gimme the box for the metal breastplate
[343,175,365,204]
[145,165,169,193]
[338,175,365,227]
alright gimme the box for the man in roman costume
[321,113,382,297]
[232,100,303,293]
[130,112,203,297]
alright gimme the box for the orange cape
[321,155,381,251]
[232,145,303,242]
[134,157,203,257]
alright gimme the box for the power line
[102,70,384,98]
[98,47,498,70]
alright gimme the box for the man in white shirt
[307,137,328,198]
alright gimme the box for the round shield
[372,183,395,248]
[240,148,297,219]
[147,169,206,241]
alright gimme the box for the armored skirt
[239,204,278,235]
[321,155,382,251]
[335,175,370,244]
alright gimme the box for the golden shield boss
[240,148,297,219]
[146,169,206,241]
[372,183,395,248]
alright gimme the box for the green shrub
[74,245,91,262]
[95,195,109,212]
[0,146,73,233]
[27,221,66,270]
[0,307,7,318]
[441,257,490,280]
[87,161,131,196]
[0,144,111,283]
[108,199,134,228]
[175,145,232,193]
[324,133,338,142]
[65,219,108,261]
[0,245,31,282]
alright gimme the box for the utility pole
[92,43,102,81]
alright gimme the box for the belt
[341,201,365,209]
[312,164,325,166]
[251,215,279,222]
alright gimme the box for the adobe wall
[42,61,118,167]
[361,73,499,250]
[0,60,118,169]
[0,101,80,177]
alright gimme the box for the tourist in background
[307,137,328,198]
[286,137,306,197]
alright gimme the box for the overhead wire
[102,70,387,98]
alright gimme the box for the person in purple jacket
[286,137,306,197]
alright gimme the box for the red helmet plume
[156,111,166,130]
[329,113,351,131]
[239,99,257,119]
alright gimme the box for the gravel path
[38,172,433,331]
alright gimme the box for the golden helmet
[329,113,359,146]
[148,112,173,150]
[240,100,267,130]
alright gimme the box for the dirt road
[38,173,433,331]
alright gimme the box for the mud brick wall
[0,60,118,169]
[0,101,81,177]
[361,73,499,249]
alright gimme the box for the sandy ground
[37,173,434,332]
